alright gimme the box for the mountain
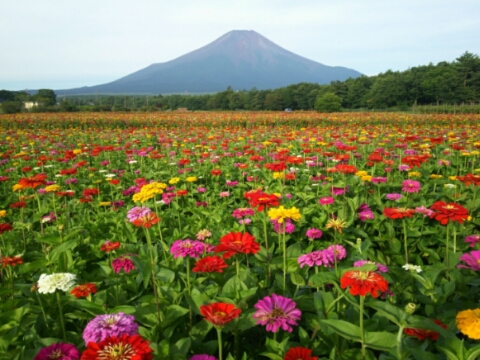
[57,30,362,95]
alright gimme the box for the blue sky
[1,0,479,91]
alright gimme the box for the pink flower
[458,250,480,271]
[319,196,334,205]
[353,260,388,273]
[34,343,79,360]
[415,206,434,217]
[112,256,135,274]
[306,228,323,240]
[298,250,331,268]
[253,294,301,333]
[465,235,480,248]
[402,180,421,193]
[170,239,205,258]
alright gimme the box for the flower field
[1,111,480,359]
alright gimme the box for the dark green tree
[314,92,342,112]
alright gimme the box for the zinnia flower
[253,294,301,333]
[325,218,347,233]
[100,241,120,252]
[353,260,388,273]
[383,207,415,220]
[430,201,469,225]
[404,319,447,341]
[246,191,280,212]
[456,309,480,340]
[465,235,480,248]
[126,207,152,222]
[131,213,160,228]
[457,250,480,271]
[200,302,241,328]
[70,283,98,299]
[318,196,334,205]
[37,273,76,293]
[112,256,135,274]
[82,312,139,344]
[284,347,318,360]
[386,193,402,201]
[193,256,228,273]
[298,250,331,268]
[34,343,79,360]
[306,228,322,240]
[340,271,388,298]
[325,244,347,263]
[1,255,23,268]
[0,223,13,234]
[402,180,421,193]
[190,355,218,360]
[215,231,260,259]
[170,239,205,258]
[80,334,152,360]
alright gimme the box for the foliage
[314,92,342,113]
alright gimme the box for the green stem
[403,220,408,264]
[396,325,405,359]
[446,223,450,267]
[36,292,49,328]
[56,291,66,341]
[217,328,223,360]
[283,222,287,294]
[262,212,271,280]
[453,224,457,254]
[186,257,191,295]
[360,295,366,360]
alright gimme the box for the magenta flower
[306,228,323,240]
[271,218,295,234]
[190,356,218,360]
[253,294,301,332]
[331,187,348,196]
[402,180,421,193]
[319,196,334,205]
[398,165,411,171]
[112,256,135,274]
[170,239,205,258]
[325,245,347,262]
[353,260,388,273]
[415,206,434,217]
[465,235,480,248]
[232,208,255,219]
[457,250,480,271]
[386,193,402,201]
[34,343,79,360]
[82,312,139,344]
[126,206,152,222]
[298,250,331,268]
[358,210,375,221]
[372,177,387,184]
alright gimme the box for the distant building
[176,107,188,112]
[24,101,40,109]
[285,108,292,113]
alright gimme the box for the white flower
[44,165,54,168]
[37,273,76,293]
[98,170,107,173]
[402,264,422,273]
[55,174,63,177]
[128,160,138,164]
[444,184,456,189]
[105,174,116,178]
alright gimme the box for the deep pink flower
[465,235,480,248]
[325,245,347,263]
[112,256,135,274]
[457,250,480,271]
[170,239,205,258]
[34,343,79,360]
[253,294,301,333]
[298,250,331,268]
[319,196,334,205]
[306,228,323,240]
[402,180,421,193]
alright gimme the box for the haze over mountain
[57,30,362,95]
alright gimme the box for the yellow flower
[326,218,347,233]
[186,176,197,183]
[273,172,284,179]
[273,193,282,198]
[324,176,333,181]
[456,309,480,340]
[73,149,82,154]
[13,184,23,192]
[356,171,368,177]
[361,175,372,182]
[45,185,61,193]
[408,171,421,178]
[472,151,480,156]
[430,174,443,179]
[267,206,301,223]
[0,210,6,217]
[449,176,458,181]
[169,177,181,185]
[99,202,111,207]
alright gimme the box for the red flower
[193,255,228,273]
[215,231,260,259]
[83,188,99,197]
[176,189,188,196]
[100,241,120,252]
[211,169,222,176]
[70,283,97,298]
[284,347,318,360]
[430,201,469,225]
[404,319,447,341]
[1,255,23,268]
[335,164,358,174]
[383,207,415,220]
[200,302,241,328]
[247,191,280,212]
[340,271,388,298]
[109,179,120,185]
[59,168,77,175]
[80,334,153,360]
[285,173,296,181]
[0,223,13,234]
[131,213,160,228]
[22,166,32,173]
[265,162,287,172]
[10,201,27,209]
[457,174,480,186]
[18,174,47,189]
[79,196,93,203]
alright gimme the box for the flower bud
[405,303,416,314]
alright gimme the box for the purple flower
[34,343,79,360]
[170,239,205,258]
[353,260,388,273]
[306,228,323,240]
[465,235,480,248]
[386,193,402,201]
[457,250,480,271]
[357,203,372,213]
[402,180,421,193]
[197,187,207,193]
[127,206,152,222]
[325,245,347,262]
[253,294,301,332]
[298,250,330,268]
[112,256,135,274]
[82,312,139,344]
[190,356,218,360]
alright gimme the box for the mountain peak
[57,31,362,95]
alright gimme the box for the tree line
[1,52,479,113]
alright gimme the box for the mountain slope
[57,30,362,95]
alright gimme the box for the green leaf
[308,271,337,287]
[466,344,480,360]
[290,272,305,286]
[366,299,407,326]
[409,348,439,360]
[70,300,105,316]
[320,319,362,342]
[49,239,78,263]
[364,331,396,351]
[259,352,283,360]
[111,305,136,314]
[161,305,189,328]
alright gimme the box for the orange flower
[132,213,160,228]
[1,255,23,268]
[340,271,388,298]
[383,207,415,220]
[70,283,97,298]
[18,174,47,189]
[200,302,241,328]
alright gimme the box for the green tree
[1,100,23,114]
[34,89,57,107]
[314,92,342,112]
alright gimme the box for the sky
[1,0,479,91]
